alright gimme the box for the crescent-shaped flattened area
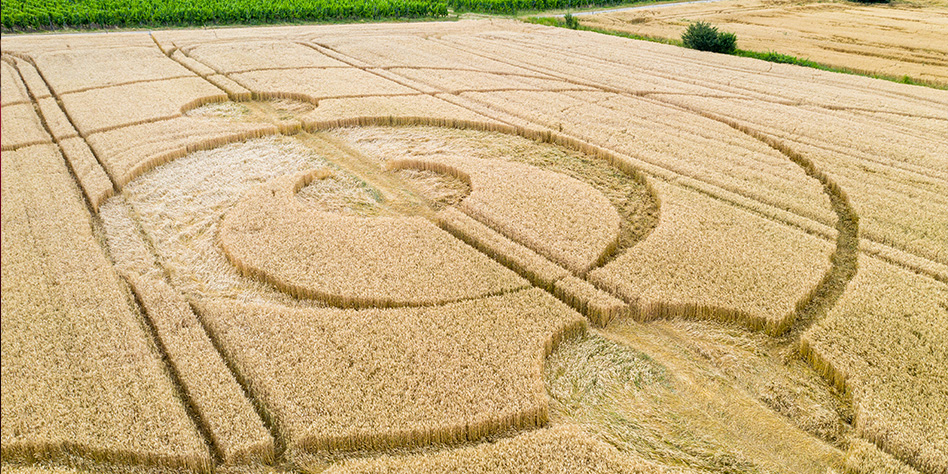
[219,170,528,307]
[389,156,621,275]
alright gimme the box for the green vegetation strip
[1,0,448,30]
[525,17,946,90]
[1,0,655,30]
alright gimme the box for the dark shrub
[564,12,579,29]
[682,21,737,54]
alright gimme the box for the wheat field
[579,0,948,86]
[2,17,946,474]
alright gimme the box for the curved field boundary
[193,291,587,457]
[424,35,944,282]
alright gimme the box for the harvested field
[2,18,946,474]
[580,0,948,85]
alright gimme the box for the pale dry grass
[60,77,226,136]
[32,47,194,95]
[1,59,29,105]
[85,116,278,187]
[1,144,209,470]
[194,288,585,453]
[59,137,114,210]
[124,274,274,465]
[324,424,664,474]
[589,180,834,335]
[1,103,51,150]
[581,0,948,84]
[801,255,948,474]
[219,169,527,307]
[185,41,346,74]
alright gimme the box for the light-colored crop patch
[32,46,194,95]
[1,144,209,471]
[589,180,834,335]
[196,289,585,453]
[323,424,664,474]
[2,18,946,474]
[219,169,528,307]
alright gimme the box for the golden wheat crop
[32,47,194,95]
[60,77,226,136]
[124,274,274,464]
[58,137,113,210]
[389,68,592,94]
[205,75,253,102]
[581,0,948,85]
[170,50,217,77]
[325,424,664,474]
[185,41,347,74]
[1,103,51,150]
[36,97,77,141]
[11,58,51,100]
[589,180,834,335]
[1,144,209,471]
[1,60,30,106]
[219,169,528,307]
[437,206,570,291]
[302,95,492,127]
[3,18,946,474]
[385,157,620,275]
[116,136,337,306]
[232,68,414,102]
[801,255,948,474]
[194,288,585,453]
[845,439,924,474]
[85,116,278,187]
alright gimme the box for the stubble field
[2,18,946,474]
[579,0,948,86]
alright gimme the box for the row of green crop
[1,0,448,30]
[447,0,639,14]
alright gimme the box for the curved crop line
[683,108,860,337]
